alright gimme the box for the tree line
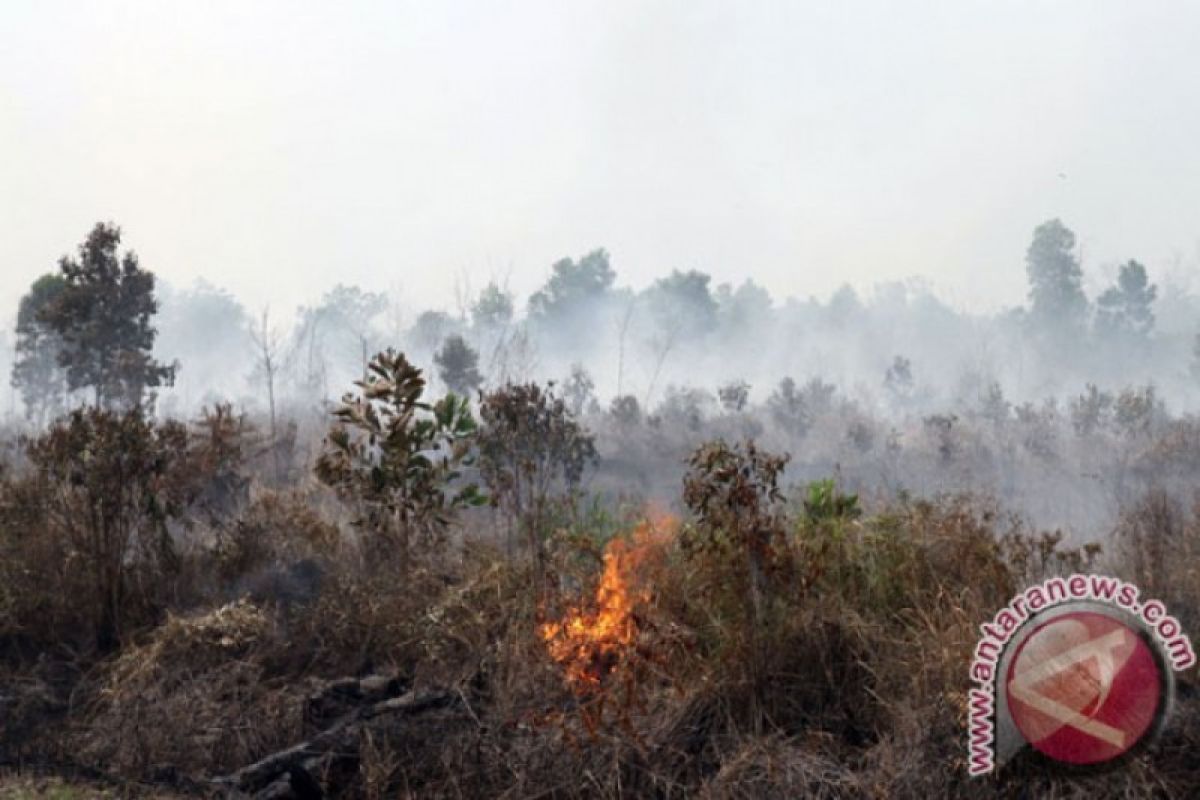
[6,218,1194,425]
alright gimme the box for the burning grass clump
[519,473,1133,798]
[539,518,672,698]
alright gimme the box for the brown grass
[3,467,1198,797]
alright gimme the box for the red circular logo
[1005,610,1164,765]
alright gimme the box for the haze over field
[6,6,1200,798]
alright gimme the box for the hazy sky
[3,1,1199,324]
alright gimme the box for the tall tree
[562,363,596,417]
[434,334,483,396]
[249,306,286,440]
[645,269,719,340]
[471,282,515,330]
[39,223,175,409]
[528,249,615,324]
[317,284,387,379]
[716,279,773,334]
[642,269,718,405]
[409,310,458,355]
[1025,219,1088,338]
[11,274,69,424]
[1095,260,1156,341]
[155,279,253,401]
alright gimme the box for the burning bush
[541,521,661,690]
[538,515,676,740]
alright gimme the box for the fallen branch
[215,687,459,796]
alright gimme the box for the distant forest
[7,218,1200,429]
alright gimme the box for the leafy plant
[476,382,597,582]
[802,478,861,523]
[316,349,485,571]
[38,222,175,409]
[434,334,483,396]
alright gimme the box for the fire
[540,515,675,692]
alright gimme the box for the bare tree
[615,297,636,398]
[452,268,474,324]
[643,319,682,411]
[249,306,285,441]
[385,282,407,345]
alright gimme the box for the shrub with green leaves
[315,349,485,570]
[802,478,861,523]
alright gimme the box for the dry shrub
[209,487,341,593]
[0,475,80,651]
[694,734,859,800]
[281,565,428,678]
[1111,488,1200,632]
[359,728,401,800]
[77,601,303,781]
[274,532,530,683]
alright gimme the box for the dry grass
[74,601,304,780]
[3,459,1199,797]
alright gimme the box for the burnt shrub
[477,381,597,580]
[17,407,195,651]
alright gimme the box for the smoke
[10,232,1200,542]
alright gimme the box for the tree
[433,334,483,396]
[409,310,457,355]
[641,270,719,407]
[562,363,596,417]
[155,279,253,402]
[39,223,175,409]
[476,382,597,577]
[1095,260,1156,341]
[249,306,286,440]
[657,386,714,432]
[25,407,192,650]
[315,350,484,570]
[826,284,863,326]
[682,439,789,725]
[1025,219,1088,338]
[528,249,615,324]
[1069,384,1113,437]
[609,394,641,428]
[318,284,388,379]
[291,303,329,398]
[716,279,773,335]
[471,282,515,330]
[11,274,68,424]
[767,377,809,437]
[883,355,914,405]
[717,379,750,413]
[645,269,719,340]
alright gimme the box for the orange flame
[540,515,675,692]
